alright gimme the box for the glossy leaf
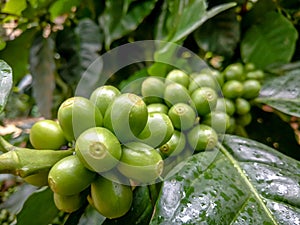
[256,70,300,117]
[241,12,298,69]
[99,0,157,50]
[30,36,55,118]
[0,60,13,114]
[151,135,300,224]
[16,187,60,225]
[194,8,240,57]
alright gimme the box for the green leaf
[0,29,37,83]
[151,135,300,224]
[155,0,236,43]
[0,183,37,214]
[149,1,236,76]
[256,70,300,117]
[2,0,27,16]
[0,60,13,114]
[77,205,106,225]
[103,186,154,225]
[246,107,300,161]
[194,8,240,57]
[0,37,6,51]
[241,12,298,69]
[56,18,102,93]
[30,36,56,118]
[16,187,60,225]
[49,0,81,21]
[99,0,157,50]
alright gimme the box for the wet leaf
[0,60,13,114]
[256,70,300,117]
[151,135,300,224]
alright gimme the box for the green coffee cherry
[246,70,264,80]
[89,85,121,116]
[89,176,133,219]
[53,192,85,213]
[215,98,235,116]
[23,170,49,187]
[141,77,165,104]
[165,69,189,88]
[188,73,217,93]
[117,142,164,183]
[75,127,122,173]
[57,97,103,141]
[104,93,148,143]
[191,87,218,116]
[202,111,231,133]
[138,112,174,148]
[159,130,186,157]
[244,62,256,72]
[222,80,244,99]
[242,79,261,99]
[236,112,252,126]
[48,155,96,195]
[168,103,197,131]
[235,98,251,115]
[29,120,67,150]
[227,117,237,134]
[187,125,218,151]
[147,103,169,114]
[223,63,244,81]
[196,68,224,87]
[164,83,191,107]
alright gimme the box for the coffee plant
[0,0,300,224]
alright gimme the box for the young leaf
[30,36,56,118]
[0,60,13,114]
[99,0,157,50]
[256,70,300,117]
[241,12,298,69]
[16,187,60,225]
[151,135,300,224]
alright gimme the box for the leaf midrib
[217,142,279,225]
